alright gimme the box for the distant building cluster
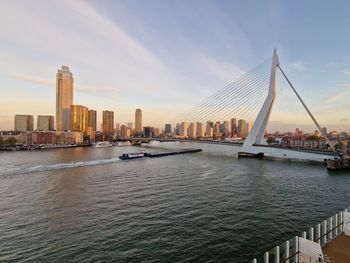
[6,66,147,145]
[3,66,350,151]
[169,118,250,139]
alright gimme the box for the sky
[1,0,350,132]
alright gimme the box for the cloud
[323,87,350,104]
[12,74,54,87]
[196,55,245,82]
[288,60,307,72]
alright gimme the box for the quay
[252,206,350,263]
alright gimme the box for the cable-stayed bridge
[172,49,339,163]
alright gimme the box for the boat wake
[0,157,121,177]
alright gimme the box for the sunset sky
[1,0,350,132]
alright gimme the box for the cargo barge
[119,148,202,160]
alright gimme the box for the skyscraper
[103,110,114,138]
[56,66,73,131]
[164,124,172,134]
[70,105,88,134]
[196,122,204,138]
[188,122,196,138]
[14,115,34,131]
[230,118,237,137]
[180,122,188,137]
[206,121,213,138]
[135,109,142,134]
[37,115,54,131]
[88,110,97,131]
[237,119,247,138]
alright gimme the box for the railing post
[295,236,299,263]
[264,252,269,263]
[252,259,257,263]
[329,217,333,239]
[335,214,338,236]
[341,211,344,232]
[323,220,327,244]
[285,240,290,263]
[310,227,314,241]
[317,224,321,244]
[302,231,306,239]
[276,246,280,263]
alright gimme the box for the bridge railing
[252,206,349,263]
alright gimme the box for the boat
[119,151,147,160]
[92,141,113,148]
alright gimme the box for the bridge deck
[322,233,350,263]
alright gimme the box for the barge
[119,148,202,160]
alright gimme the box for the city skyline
[1,1,350,132]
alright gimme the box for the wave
[0,157,121,176]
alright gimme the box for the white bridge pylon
[242,48,279,149]
[240,48,337,162]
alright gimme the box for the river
[1,142,349,262]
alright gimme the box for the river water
[1,142,350,262]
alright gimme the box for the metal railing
[252,206,349,263]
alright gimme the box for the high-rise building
[56,66,73,131]
[14,115,34,131]
[88,110,97,131]
[70,105,89,134]
[120,125,130,138]
[135,109,142,134]
[144,126,154,138]
[175,123,181,136]
[206,121,213,137]
[221,121,229,137]
[230,118,237,137]
[164,124,172,134]
[102,110,114,138]
[188,123,196,138]
[180,122,188,137]
[237,119,248,138]
[37,115,54,131]
[196,122,205,138]
[127,122,133,131]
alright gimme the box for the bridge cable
[278,65,336,152]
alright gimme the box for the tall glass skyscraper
[135,109,142,134]
[56,66,73,131]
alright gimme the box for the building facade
[102,110,114,139]
[14,115,34,131]
[70,105,89,134]
[37,115,54,131]
[135,109,142,134]
[56,66,73,131]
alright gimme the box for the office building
[196,122,205,138]
[135,109,142,134]
[37,115,54,131]
[102,110,114,138]
[180,122,188,137]
[56,66,73,131]
[14,115,34,131]
[206,121,213,137]
[237,119,248,138]
[164,124,172,134]
[88,110,97,131]
[70,105,88,134]
[230,118,237,137]
[188,123,196,138]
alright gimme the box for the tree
[306,135,321,141]
[5,137,17,146]
[267,137,275,144]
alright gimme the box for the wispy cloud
[196,55,245,82]
[323,87,350,104]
